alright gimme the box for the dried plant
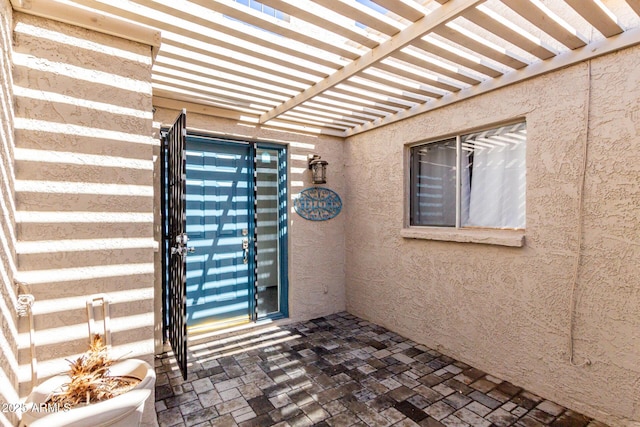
[48,335,139,407]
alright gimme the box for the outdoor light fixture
[308,154,328,184]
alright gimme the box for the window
[410,122,526,229]
[355,0,388,29]
[232,0,290,21]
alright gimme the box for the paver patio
[155,312,607,427]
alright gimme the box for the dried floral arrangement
[48,335,140,407]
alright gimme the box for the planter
[20,359,155,427]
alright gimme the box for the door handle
[242,238,249,264]
[171,233,194,257]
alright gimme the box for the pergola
[10,0,640,136]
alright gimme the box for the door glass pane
[256,148,280,317]
[410,138,457,226]
[460,123,526,229]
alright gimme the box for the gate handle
[171,233,195,257]
[242,238,249,264]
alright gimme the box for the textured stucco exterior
[11,13,157,425]
[0,1,19,426]
[153,108,346,334]
[344,48,640,426]
[1,2,638,426]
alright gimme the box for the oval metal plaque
[294,187,342,221]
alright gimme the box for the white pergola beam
[565,0,624,38]
[259,0,485,124]
[258,0,380,49]
[501,0,587,50]
[152,96,346,137]
[344,24,640,137]
[626,0,640,16]
[370,0,426,22]
[11,0,161,58]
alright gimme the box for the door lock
[242,238,249,264]
[171,233,194,257]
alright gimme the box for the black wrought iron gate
[164,109,188,380]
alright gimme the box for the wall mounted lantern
[308,154,328,185]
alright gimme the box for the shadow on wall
[0,2,19,424]
[10,12,156,399]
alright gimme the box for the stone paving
[155,312,608,427]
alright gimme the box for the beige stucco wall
[344,47,640,426]
[11,13,157,425]
[0,1,19,426]
[153,109,346,336]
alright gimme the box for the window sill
[400,227,525,247]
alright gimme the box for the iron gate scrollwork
[165,109,188,380]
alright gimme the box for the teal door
[185,140,252,327]
[163,116,288,378]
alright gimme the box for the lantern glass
[308,155,328,185]
[311,161,327,184]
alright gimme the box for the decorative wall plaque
[294,187,342,221]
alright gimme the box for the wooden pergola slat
[412,38,502,78]
[375,60,462,93]
[347,76,430,102]
[155,52,297,97]
[501,0,587,50]
[346,23,640,136]
[159,40,312,89]
[152,75,277,111]
[625,0,640,17]
[369,0,426,22]
[188,0,364,61]
[432,25,529,70]
[323,90,405,113]
[152,68,287,104]
[258,0,380,49]
[334,84,419,109]
[292,106,369,125]
[25,0,639,136]
[391,49,481,86]
[318,92,397,115]
[463,7,557,60]
[302,99,387,121]
[282,111,360,128]
[277,113,350,130]
[565,0,624,38]
[131,0,344,72]
[310,0,403,36]
[70,0,331,81]
[358,68,444,99]
[259,0,485,124]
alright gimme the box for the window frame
[403,120,527,247]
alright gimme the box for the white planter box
[20,359,155,427]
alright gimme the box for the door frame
[253,141,289,321]
[161,131,289,341]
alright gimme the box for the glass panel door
[256,147,283,318]
[174,137,288,329]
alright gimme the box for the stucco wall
[344,48,640,426]
[11,13,157,425]
[153,109,346,333]
[0,1,19,426]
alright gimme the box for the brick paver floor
[155,312,608,427]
